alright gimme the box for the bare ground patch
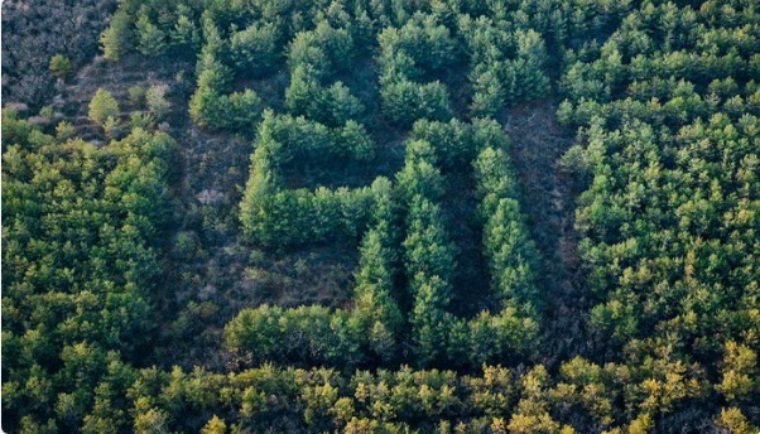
[503,99,591,366]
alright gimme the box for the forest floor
[52,55,366,369]
[50,53,588,370]
[503,100,591,367]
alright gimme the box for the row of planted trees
[104,0,562,133]
[4,0,760,431]
[227,115,542,372]
[9,344,754,433]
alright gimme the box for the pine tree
[89,88,119,125]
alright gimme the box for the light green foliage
[55,121,76,141]
[201,416,227,434]
[88,88,119,125]
[133,407,170,434]
[103,115,122,138]
[716,407,758,434]
[145,85,171,119]
[130,111,156,130]
[718,341,758,402]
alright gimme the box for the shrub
[146,84,171,119]
[128,85,146,106]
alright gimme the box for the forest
[1,0,758,432]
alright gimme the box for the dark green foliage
[236,114,542,370]
[287,21,353,75]
[395,147,445,203]
[189,52,263,131]
[380,79,453,127]
[2,109,36,148]
[377,13,457,127]
[378,14,456,75]
[351,224,404,362]
[394,121,541,369]
[403,196,457,289]
[186,15,267,132]
[285,66,365,126]
[470,69,504,117]
[219,89,264,130]
[5,0,760,431]
[239,112,377,249]
[229,21,280,77]
[171,13,201,55]
[135,8,167,57]
[410,275,456,366]
[283,20,364,126]
[229,176,402,368]
[100,10,133,61]
[240,184,375,250]
[461,18,552,113]
[2,120,177,431]
[224,304,364,366]
[474,147,541,316]
[410,117,508,169]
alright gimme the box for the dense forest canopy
[2,0,759,432]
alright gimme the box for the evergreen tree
[100,11,132,61]
[88,88,119,125]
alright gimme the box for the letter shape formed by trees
[239,111,377,250]
[460,16,551,116]
[377,14,456,127]
[188,14,265,132]
[284,20,364,126]
[397,120,542,368]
